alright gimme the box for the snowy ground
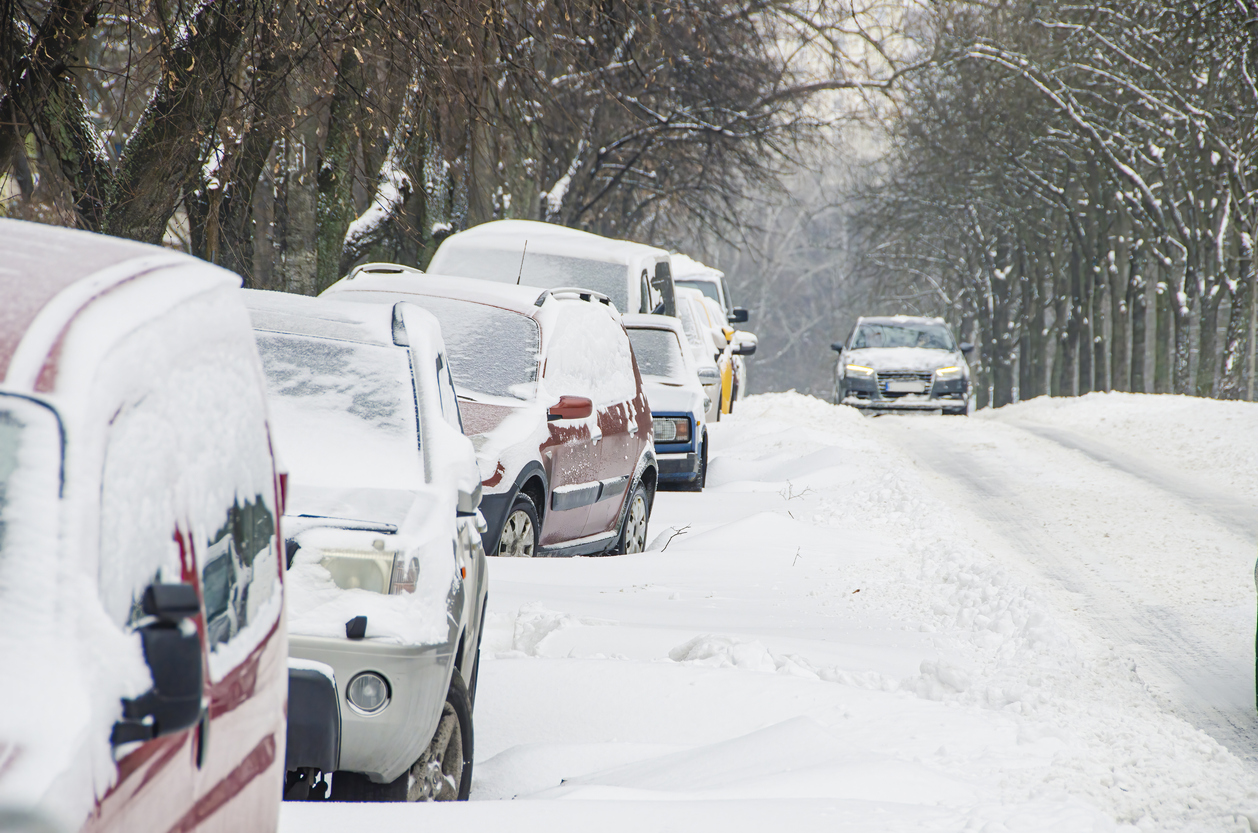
[282,392,1258,832]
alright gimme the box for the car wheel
[679,436,707,492]
[612,482,650,554]
[496,494,538,557]
[405,673,473,801]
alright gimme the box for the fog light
[346,672,390,715]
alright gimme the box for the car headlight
[346,671,391,715]
[845,364,875,378]
[935,365,963,380]
[319,544,418,595]
[652,416,691,443]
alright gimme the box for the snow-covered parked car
[426,219,677,316]
[672,253,750,325]
[0,220,286,832]
[831,315,974,415]
[672,288,725,423]
[623,314,710,491]
[321,269,658,557]
[243,291,487,803]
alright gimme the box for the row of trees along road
[856,1,1258,407]
[0,0,911,296]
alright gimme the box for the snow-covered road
[283,392,1258,832]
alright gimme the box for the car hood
[640,377,705,417]
[846,347,965,373]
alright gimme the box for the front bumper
[288,634,453,783]
[841,373,967,413]
[658,451,700,482]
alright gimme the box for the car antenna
[516,240,528,285]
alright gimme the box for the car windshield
[404,295,540,401]
[676,279,721,306]
[852,322,955,351]
[628,327,688,383]
[256,333,424,490]
[434,247,629,312]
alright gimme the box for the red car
[0,220,286,832]
[323,267,658,557]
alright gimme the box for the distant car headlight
[935,365,963,380]
[652,417,691,443]
[346,671,390,715]
[845,364,875,378]
[319,544,417,595]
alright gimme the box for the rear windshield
[852,322,955,351]
[404,296,540,401]
[433,246,629,312]
[256,333,423,489]
[628,327,687,383]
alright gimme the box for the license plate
[886,380,926,393]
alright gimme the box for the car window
[433,246,630,312]
[853,322,955,351]
[544,303,637,405]
[628,327,687,383]
[256,332,424,489]
[203,496,276,652]
[402,295,540,401]
[676,279,721,306]
[0,397,60,577]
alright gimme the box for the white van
[426,220,676,316]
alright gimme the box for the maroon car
[0,220,287,832]
[323,267,657,557]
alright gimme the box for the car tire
[496,493,539,557]
[611,481,650,554]
[328,674,474,803]
[679,436,707,492]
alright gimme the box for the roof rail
[534,287,614,307]
[346,262,424,281]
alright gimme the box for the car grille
[878,371,933,397]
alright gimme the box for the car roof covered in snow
[622,312,686,334]
[243,288,397,346]
[323,270,555,318]
[670,253,724,280]
[0,219,238,391]
[432,219,670,268]
[857,315,948,327]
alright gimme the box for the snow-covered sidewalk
[283,392,1258,832]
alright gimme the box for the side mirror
[959,342,975,354]
[697,367,721,385]
[733,342,756,356]
[547,395,593,421]
[728,308,749,324]
[830,342,844,353]
[112,584,204,745]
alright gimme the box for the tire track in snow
[879,416,1258,766]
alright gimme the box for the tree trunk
[1220,222,1255,399]
[106,1,252,243]
[1110,231,1130,392]
[1155,281,1172,394]
[1129,243,1147,393]
[316,48,365,293]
